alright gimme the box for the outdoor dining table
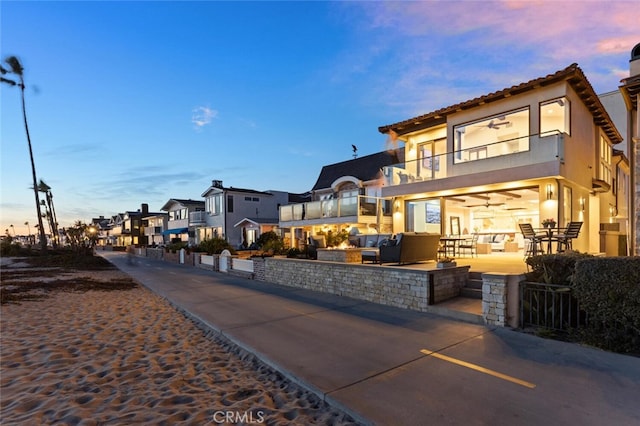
[535,226,564,253]
[439,236,466,257]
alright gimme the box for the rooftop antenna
[352,144,358,159]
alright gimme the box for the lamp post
[24,221,31,244]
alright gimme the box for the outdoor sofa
[376,232,441,265]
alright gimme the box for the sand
[0,259,357,425]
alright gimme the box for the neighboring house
[108,204,162,246]
[278,150,401,246]
[90,215,112,247]
[375,63,626,255]
[160,199,205,246]
[143,212,169,246]
[197,180,293,248]
[618,42,640,256]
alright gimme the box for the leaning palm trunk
[2,56,47,251]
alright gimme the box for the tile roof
[378,63,622,144]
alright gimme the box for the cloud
[191,106,218,130]
[333,1,639,117]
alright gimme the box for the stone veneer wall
[482,273,507,326]
[254,258,468,313]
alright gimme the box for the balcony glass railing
[189,211,207,225]
[279,196,392,222]
[383,131,563,187]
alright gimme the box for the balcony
[189,210,207,226]
[144,226,163,236]
[279,196,392,227]
[382,132,564,194]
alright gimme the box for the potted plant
[542,218,557,228]
[437,256,457,268]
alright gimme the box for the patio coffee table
[361,248,379,264]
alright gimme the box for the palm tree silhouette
[1,56,47,250]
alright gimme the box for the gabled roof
[160,198,205,211]
[379,63,622,144]
[234,217,280,228]
[201,183,275,198]
[312,149,404,191]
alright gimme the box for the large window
[540,97,570,135]
[454,108,529,163]
[207,194,222,215]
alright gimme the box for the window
[540,97,570,135]
[418,138,445,179]
[227,195,234,213]
[207,194,222,215]
[454,108,529,163]
[599,135,612,185]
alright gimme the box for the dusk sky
[1,1,638,236]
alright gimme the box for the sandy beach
[0,258,356,425]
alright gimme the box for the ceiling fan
[487,119,511,129]
[465,195,505,208]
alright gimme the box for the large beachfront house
[195,180,294,248]
[278,150,402,247]
[376,63,627,255]
[280,63,628,255]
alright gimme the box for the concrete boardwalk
[100,252,640,425]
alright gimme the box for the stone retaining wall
[255,258,469,312]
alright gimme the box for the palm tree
[38,179,59,248]
[1,56,47,251]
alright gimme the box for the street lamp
[24,221,31,244]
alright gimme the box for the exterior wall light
[546,184,554,200]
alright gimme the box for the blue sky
[1,1,638,236]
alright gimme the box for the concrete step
[460,287,483,299]
[465,278,483,290]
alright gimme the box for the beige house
[378,63,627,255]
[618,42,640,256]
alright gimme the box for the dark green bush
[166,241,188,253]
[256,231,285,254]
[198,238,235,255]
[572,257,640,354]
[525,252,593,285]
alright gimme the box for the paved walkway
[100,252,640,426]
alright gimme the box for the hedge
[572,257,640,354]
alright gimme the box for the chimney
[141,203,149,214]
[630,43,640,77]
[212,180,223,189]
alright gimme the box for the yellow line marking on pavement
[420,349,536,389]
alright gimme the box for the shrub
[167,241,188,253]
[572,257,640,354]
[256,231,285,254]
[198,238,235,255]
[525,252,593,285]
[317,229,349,247]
